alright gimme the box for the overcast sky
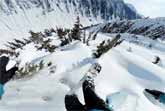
[124,0,165,18]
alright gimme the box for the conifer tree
[14,39,26,46]
[29,30,44,44]
[71,16,82,41]
[93,34,122,58]
[56,28,70,46]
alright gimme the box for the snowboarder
[152,56,160,64]
[0,56,18,99]
[65,76,113,111]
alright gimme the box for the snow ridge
[102,18,165,40]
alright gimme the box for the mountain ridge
[101,18,165,40]
[0,0,141,20]
[0,0,142,47]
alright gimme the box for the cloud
[124,0,165,18]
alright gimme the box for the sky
[124,0,165,18]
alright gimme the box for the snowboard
[143,89,165,109]
[106,91,128,110]
[67,62,102,95]
[106,91,138,110]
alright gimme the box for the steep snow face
[0,33,165,111]
[0,0,141,20]
[0,0,140,45]
[102,18,165,40]
[0,0,141,47]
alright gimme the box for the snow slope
[0,32,165,111]
[102,18,165,40]
[0,0,142,48]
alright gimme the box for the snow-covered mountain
[0,31,165,111]
[0,1,165,111]
[0,0,141,48]
[102,18,165,40]
[0,0,141,20]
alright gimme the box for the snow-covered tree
[37,38,56,53]
[29,31,44,44]
[71,16,83,41]
[93,34,122,58]
[56,28,71,46]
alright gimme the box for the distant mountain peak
[0,0,141,20]
[0,0,142,43]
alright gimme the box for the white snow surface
[0,0,100,49]
[0,32,164,111]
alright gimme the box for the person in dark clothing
[0,56,18,99]
[65,76,113,111]
[65,94,85,111]
[152,56,160,64]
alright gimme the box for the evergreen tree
[71,16,82,41]
[7,41,22,49]
[23,38,31,44]
[44,29,52,36]
[86,32,93,46]
[15,61,47,78]
[93,34,122,58]
[29,30,44,44]
[56,28,67,39]
[56,28,71,46]
[0,49,16,56]
[14,39,26,46]
[83,30,86,44]
[37,38,56,53]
